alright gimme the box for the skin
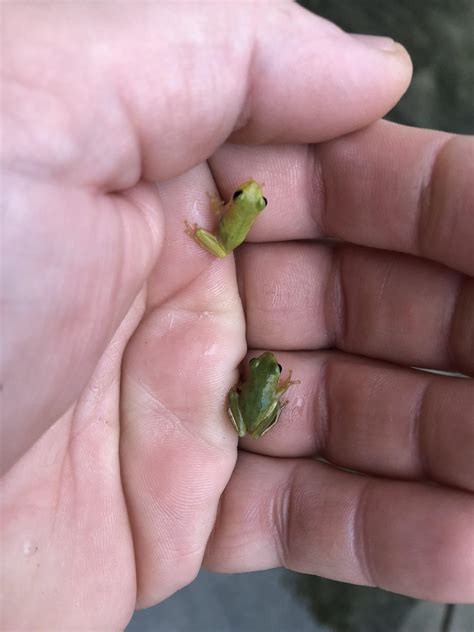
[2,2,473,629]
[187,179,268,258]
[228,352,299,438]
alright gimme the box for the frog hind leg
[251,402,282,439]
[207,192,226,216]
[189,224,228,258]
[228,388,247,437]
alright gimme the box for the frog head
[249,351,282,380]
[232,180,267,212]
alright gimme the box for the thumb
[5,2,412,186]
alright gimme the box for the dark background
[128,2,473,630]
[303,0,474,133]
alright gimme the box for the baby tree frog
[228,352,300,438]
[186,180,267,257]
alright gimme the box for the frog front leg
[277,369,300,396]
[207,192,226,216]
[251,401,281,439]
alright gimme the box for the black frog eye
[262,196,268,207]
[232,189,243,200]
[277,363,283,373]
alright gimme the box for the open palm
[2,3,473,629]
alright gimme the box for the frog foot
[207,191,225,216]
[184,219,199,238]
[279,369,301,391]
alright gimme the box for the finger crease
[233,32,259,134]
[415,136,453,259]
[352,478,377,588]
[332,246,348,348]
[447,274,471,373]
[410,380,432,480]
[317,356,331,455]
[308,144,327,236]
[272,465,298,568]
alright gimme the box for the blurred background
[304,0,473,133]
[128,1,473,630]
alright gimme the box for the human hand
[204,124,474,606]
[2,2,471,629]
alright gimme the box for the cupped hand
[2,2,472,629]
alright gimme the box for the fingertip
[351,34,398,52]
[231,12,415,144]
[388,41,413,92]
[351,34,413,85]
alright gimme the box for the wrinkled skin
[2,2,473,630]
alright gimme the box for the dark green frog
[228,352,299,438]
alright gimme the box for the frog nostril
[232,189,243,200]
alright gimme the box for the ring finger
[237,241,473,375]
[237,349,473,492]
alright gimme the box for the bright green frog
[228,352,299,438]
[186,179,267,257]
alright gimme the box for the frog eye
[232,189,243,200]
[262,196,268,207]
[277,363,282,373]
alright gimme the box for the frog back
[239,372,280,430]
[218,203,260,252]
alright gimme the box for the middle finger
[238,241,473,375]
[237,350,473,492]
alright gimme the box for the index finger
[318,122,474,276]
[211,122,473,276]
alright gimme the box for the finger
[4,3,412,186]
[319,123,474,277]
[120,239,244,607]
[237,351,474,492]
[237,242,474,375]
[0,291,143,628]
[1,178,164,474]
[205,453,474,603]
[211,122,474,276]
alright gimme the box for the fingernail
[352,34,398,52]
